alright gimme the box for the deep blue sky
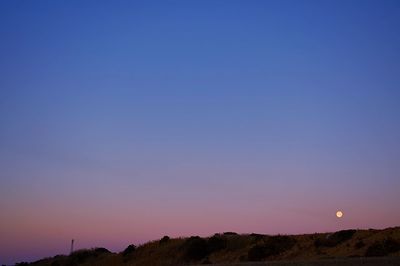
[1,1,400,264]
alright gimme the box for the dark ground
[192,257,400,266]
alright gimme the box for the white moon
[336,211,343,218]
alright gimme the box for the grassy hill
[15,227,400,266]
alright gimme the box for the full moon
[336,211,343,218]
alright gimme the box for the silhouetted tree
[183,236,209,261]
[122,244,136,256]
[160,235,170,244]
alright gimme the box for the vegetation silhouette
[14,227,400,266]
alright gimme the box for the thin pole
[70,239,74,254]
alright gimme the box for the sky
[1,0,400,264]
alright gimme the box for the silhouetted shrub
[15,263,29,266]
[32,257,61,265]
[68,249,94,263]
[94,247,111,253]
[314,230,356,247]
[366,241,387,257]
[366,238,400,257]
[247,235,296,261]
[67,247,110,265]
[332,230,356,242]
[223,232,238,236]
[250,233,265,242]
[314,238,325,248]
[225,235,247,251]
[263,235,296,257]
[122,244,136,256]
[207,235,227,253]
[355,240,365,249]
[160,235,170,244]
[248,245,266,261]
[183,236,209,261]
[384,238,400,253]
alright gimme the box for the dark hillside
[16,227,400,266]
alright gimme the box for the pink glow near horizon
[2,188,399,263]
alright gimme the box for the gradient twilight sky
[1,0,400,264]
